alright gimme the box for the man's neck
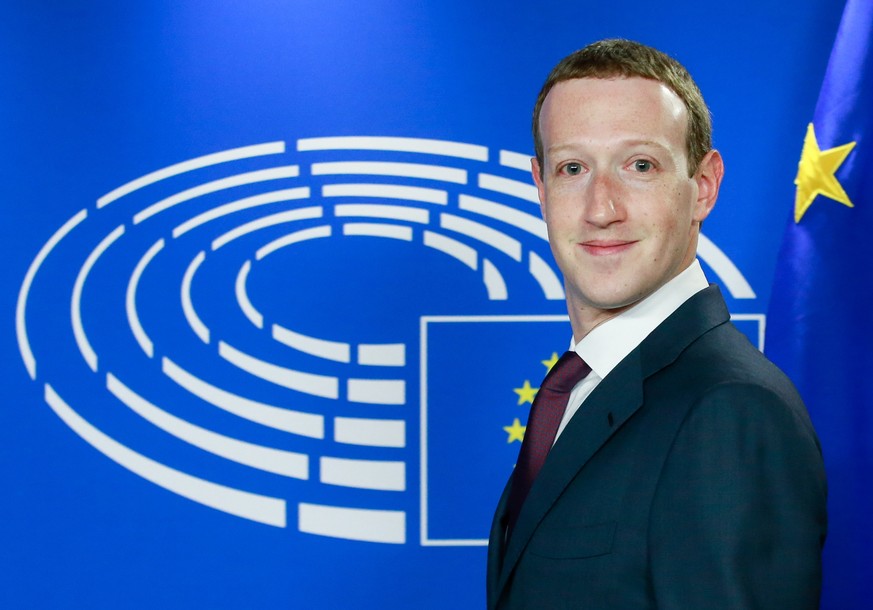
[567,260,706,343]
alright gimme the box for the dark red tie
[505,351,591,539]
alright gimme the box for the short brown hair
[532,39,712,177]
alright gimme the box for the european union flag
[766,1,873,607]
[421,315,567,545]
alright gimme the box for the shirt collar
[571,260,709,380]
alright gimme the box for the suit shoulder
[680,321,802,403]
[646,321,819,445]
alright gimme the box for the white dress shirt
[554,260,709,440]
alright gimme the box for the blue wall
[1,2,849,608]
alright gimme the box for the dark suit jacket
[487,286,827,609]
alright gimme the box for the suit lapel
[494,285,731,597]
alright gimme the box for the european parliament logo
[15,136,763,546]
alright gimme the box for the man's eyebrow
[545,139,674,156]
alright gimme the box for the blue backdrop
[1,1,854,608]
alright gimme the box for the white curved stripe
[17,209,88,380]
[256,226,331,260]
[272,324,350,363]
[182,251,211,342]
[483,259,508,300]
[134,166,300,224]
[458,195,548,240]
[440,213,522,261]
[478,173,539,204]
[320,457,405,491]
[235,260,263,329]
[311,161,466,185]
[162,357,324,438]
[298,136,487,161]
[335,203,429,224]
[97,142,286,208]
[107,374,308,479]
[347,378,406,405]
[344,223,413,241]
[334,417,406,448]
[423,231,477,270]
[45,384,286,527]
[499,150,533,172]
[357,343,406,367]
[298,503,405,543]
[172,187,311,238]
[323,183,448,205]
[72,224,126,372]
[127,238,165,357]
[697,233,756,299]
[529,252,565,300]
[219,341,339,399]
[212,207,323,251]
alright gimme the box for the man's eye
[562,163,582,175]
[633,159,654,172]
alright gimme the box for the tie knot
[543,351,591,393]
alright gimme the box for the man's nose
[584,172,624,227]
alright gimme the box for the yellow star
[794,122,856,223]
[503,418,526,443]
[542,352,560,372]
[513,380,538,405]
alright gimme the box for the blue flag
[766,0,873,607]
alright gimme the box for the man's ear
[531,157,547,221]
[693,149,724,223]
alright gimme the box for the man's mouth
[579,240,637,256]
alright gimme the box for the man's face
[532,76,722,333]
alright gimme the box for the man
[487,39,827,609]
